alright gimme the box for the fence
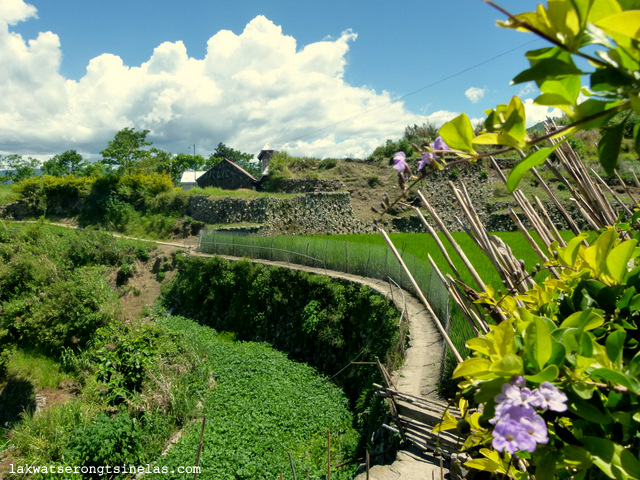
[197,230,473,375]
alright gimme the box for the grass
[0,184,19,205]
[186,186,298,200]
[6,350,73,390]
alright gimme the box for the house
[180,171,207,190]
[196,159,258,190]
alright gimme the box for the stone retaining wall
[188,192,376,235]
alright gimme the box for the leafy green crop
[151,315,359,480]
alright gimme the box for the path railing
[197,230,472,371]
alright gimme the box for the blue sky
[1,0,560,161]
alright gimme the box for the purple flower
[492,406,547,454]
[518,412,549,447]
[492,417,538,454]
[392,151,408,171]
[530,382,568,412]
[494,382,535,409]
[418,151,435,172]
[432,136,450,151]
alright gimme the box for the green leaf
[606,239,638,282]
[525,317,552,370]
[581,436,640,479]
[594,11,640,41]
[507,144,561,192]
[574,99,623,130]
[526,364,560,383]
[465,457,502,473]
[598,117,628,175]
[591,368,640,395]
[558,233,589,267]
[502,96,527,145]
[560,309,605,331]
[567,392,611,423]
[513,58,584,85]
[452,358,492,378]
[490,353,523,376]
[605,330,626,366]
[472,132,524,149]
[439,113,476,153]
[591,67,633,92]
[560,445,593,470]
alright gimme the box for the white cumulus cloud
[522,98,563,128]
[0,6,435,160]
[465,87,486,104]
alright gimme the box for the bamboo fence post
[591,168,634,217]
[615,170,638,205]
[193,417,206,480]
[532,195,565,247]
[530,166,582,236]
[428,255,488,335]
[417,191,486,292]
[327,429,331,480]
[411,205,463,282]
[379,228,463,363]
[288,452,297,480]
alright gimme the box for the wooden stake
[288,452,297,480]
[379,228,463,363]
[327,429,331,480]
[193,417,206,480]
[417,190,486,292]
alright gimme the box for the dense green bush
[161,255,401,405]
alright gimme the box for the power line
[287,38,541,144]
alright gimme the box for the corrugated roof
[180,171,207,183]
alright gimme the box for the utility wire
[287,38,541,144]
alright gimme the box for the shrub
[4,266,118,355]
[65,411,144,475]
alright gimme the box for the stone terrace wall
[188,192,375,235]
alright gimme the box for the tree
[404,122,439,146]
[368,138,414,159]
[42,150,85,177]
[206,142,261,178]
[0,154,39,184]
[166,152,205,183]
[100,128,151,173]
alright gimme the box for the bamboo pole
[591,168,634,217]
[327,429,331,480]
[530,166,582,236]
[417,190,486,292]
[615,170,638,205]
[288,452,297,480]
[411,205,463,282]
[193,417,206,480]
[533,195,565,247]
[428,254,487,335]
[379,228,464,363]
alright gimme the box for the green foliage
[162,255,400,407]
[439,226,640,478]
[207,142,260,178]
[41,150,86,177]
[150,315,359,480]
[368,137,415,159]
[100,127,151,173]
[0,155,39,184]
[65,411,145,472]
[433,0,640,189]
